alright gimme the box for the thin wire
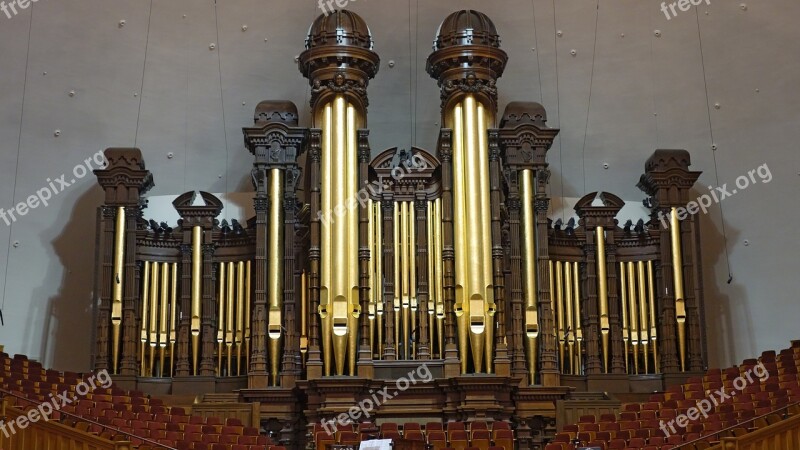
[214,0,230,214]
[648,5,660,148]
[694,7,732,279]
[1,2,35,313]
[580,0,600,196]
[133,0,155,149]
[552,0,565,220]
[531,0,543,103]
[408,0,414,149]
[412,0,420,147]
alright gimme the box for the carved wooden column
[357,130,374,376]
[175,243,192,376]
[505,172,527,380]
[535,193,559,386]
[437,130,459,376]
[93,206,114,372]
[93,148,153,378]
[306,130,323,378]
[242,103,308,385]
[638,149,704,374]
[488,130,509,375]
[580,230,602,375]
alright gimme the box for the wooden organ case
[90,9,709,450]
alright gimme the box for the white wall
[0,0,797,372]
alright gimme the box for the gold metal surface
[236,260,245,376]
[226,261,234,376]
[619,261,629,373]
[268,168,285,383]
[374,202,383,359]
[450,101,468,373]
[401,201,409,359]
[434,199,444,358]
[217,262,226,376]
[148,261,159,376]
[565,260,574,374]
[169,262,177,377]
[245,260,251,370]
[368,199,375,356]
[670,207,686,371]
[409,202,417,358]
[319,102,332,376]
[627,262,638,374]
[346,102,359,376]
[596,226,609,373]
[648,260,658,373]
[301,271,308,355]
[140,260,150,376]
[111,206,125,374]
[522,169,539,382]
[191,226,202,375]
[555,260,565,373]
[573,262,582,375]
[637,261,648,373]
[159,262,169,376]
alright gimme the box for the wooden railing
[707,412,800,450]
[0,389,176,450]
[675,402,800,449]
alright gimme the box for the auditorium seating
[312,420,515,450]
[0,352,276,449]
[550,341,800,450]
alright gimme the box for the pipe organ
[91,11,708,424]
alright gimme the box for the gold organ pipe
[301,271,308,355]
[595,226,609,373]
[331,95,349,376]
[169,262,177,377]
[111,206,125,374]
[245,260,251,370]
[647,261,659,373]
[368,199,375,357]
[564,261,574,374]
[394,201,401,354]
[627,262,638,374]
[217,262,226,376]
[520,169,538,383]
[346,102,359,376]
[573,262,582,375]
[670,207,686,371]
[268,168,285,383]
[159,262,169,377]
[226,261,235,376]
[619,261,629,373]
[148,261,160,376]
[236,260,245,376]
[319,102,332,376]
[555,260,565,373]
[464,95,486,373]
[191,226,202,375]
[427,200,435,358]
[409,202,417,358]
[375,203,383,359]
[401,201,409,359]
[434,199,444,359]
[478,101,494,374]
[450,101,469,374]
[637,261,649,373]
[140,261,150,376]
